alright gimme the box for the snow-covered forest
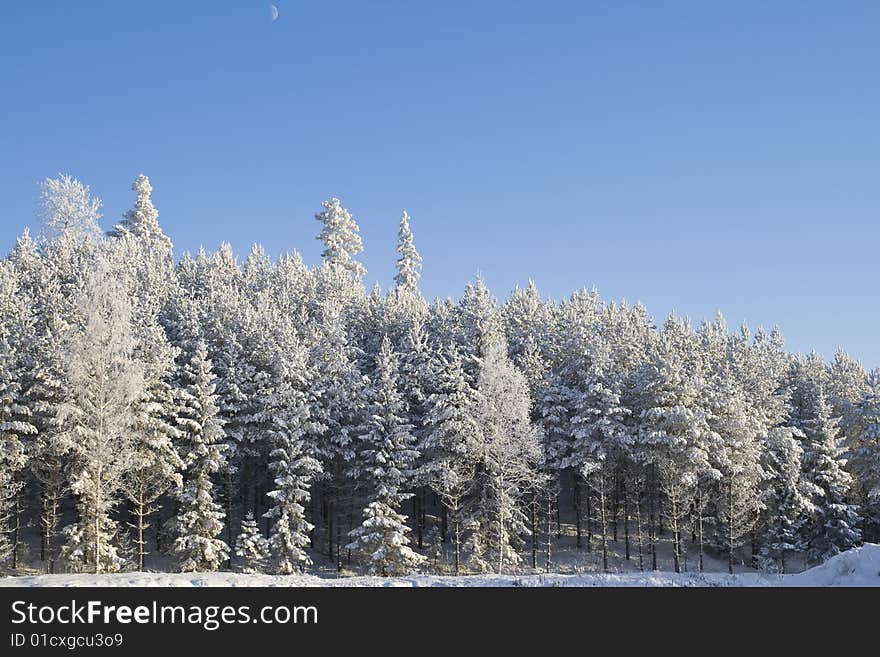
[1,173,878,579]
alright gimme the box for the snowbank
[3,544,879,587]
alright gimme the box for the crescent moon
[269,4,279,21]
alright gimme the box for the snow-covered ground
[3,543,878,587]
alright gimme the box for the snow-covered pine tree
[637,316,710,573]
[706,379,765,574]
[420,344,483,574]
[394,210,421,294]
[262,332,324,575]
[305,298,367,566]
[503,281,547,362]
[172,340,230,572]
[103,228,182,568]
[122,315,183,571]
[107,174,173,251]
[470,333,543,574]
[456,276,502,376]
[10,234,72,572]
[393,315,433,549]
[825,349,867,441]
[0,262,37,568]
[513,335,554,567]
[37,174,103,244]
[568,353,630,571]
[532,287,604,547]
[58,259,145,574]
[758,427,816,572]
[234,511,269,574]
[850,370,880,540]
[797,381,861,564]
[346,335,425,575]
[315,197,366,278]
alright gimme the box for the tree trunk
[649,465,657,571]
[136,476,146,571]
[680,522,687,573]
[623,478,630,561]
[555,487,561,540]
[670,488,681,574]
[635,489,644,571]
[599,476,608,573]
[697,486,704,573]
[94,485,101,575]
[545,493,552,573]
[612,473,619,542]
[530,495,538,569]
[335,511,342,571]
[497,475,506,575]
[40,492,47,562]
[346,511,353,565]
[418,489,425,549]
[44,492,58,574]
[453,511,461,576]
[586,483,592,552]
[11,492,21,570]
[728,480,734,575]
[225,468,234,559]
[574,475,582,548]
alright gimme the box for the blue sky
[1,2,878,367]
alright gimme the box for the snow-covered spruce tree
[455,276,503,377]
[604,302,657,566]
[568,354,630,572]
[503,280,550,365]
[394,315,433,550]
[122,314,183,571]
[470,333,543,574]
[787,352,830,428]
[850,370,880,540]
[394,210,421,295]
[315,197,366,278]
[0,262,37,568]
[637,316,710,573]
[509,334,555,569]
[234,512,269,574]
[346,336,425,576]
[797,382,861,564]
[58,259,146,574]
[10,235,73,572]
[306,298,367,566]
[262,333,324,575]
[184,245,251,550]
[758,427,816,572]
[103,229,182,569]
[37,173,103,244]
[706,379,765,574]
[825,349,867,441]
[532,287,603,546]
[420,344,483,574]
[107,174,172,251]
[223,307,274,541]
[172,340,230,572]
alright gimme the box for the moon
[269,4,279,21]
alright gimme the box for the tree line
[0,173,877,577]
